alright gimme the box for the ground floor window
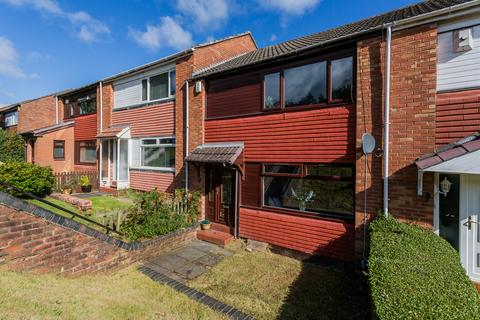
[140,137,175,169]
[53,140,65,160]
[75,140,96,165]
[262,163,354,217]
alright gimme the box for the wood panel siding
[129,169,174,192]
[206,73,261,118]
[436,89,480,146]
[239,207,355,261]
[205,106,355,163]
[112,102,175,138]
[74,114,97,141]
[242,163,261,207]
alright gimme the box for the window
[3,111,18,127]
[53,140,65,160]
[76,141,96,164]
[64,90,97,118]
[169,70,176,96]
[142,79,148,101]
[141,137,175,169]
[284,61,327,107]
[264,73,280,109]
[79,95,97,115]
[150,73,169,101]
[263,163,354,216]
[331,57,353,101]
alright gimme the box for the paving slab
[175,246,208,261]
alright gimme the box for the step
[197,230,234,247]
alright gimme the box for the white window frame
[4,110,18,127]
[136,136,176,172]
[142,70,176,104]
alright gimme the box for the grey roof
[416,132,480,170]
[186,143,244,165]
[194,0,477,78]
[31,120,75,137]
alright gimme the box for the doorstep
[197,229,234,247]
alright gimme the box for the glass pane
[80,143,96,163]
[285,61,327,107]
[4,111,18,126]
[141,146,175,168]
[101,140,109,179]
[169,71,176,96]
[142,79,148,101]
[306,165,353,178]
[53,147,64,159]
[142,139,157,145]
[166,146,175,168]
[263,176,354,215]
[264,73,280,109]
[119,139,128,181]
[111,140,117,180]
[159,138,175,145]
[221,173,232,205]
[264,164,301,175]
[150,73,168,100]
[79,95,96,115]
[332,57,353,101]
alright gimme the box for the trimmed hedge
[369,216,480,320]
[0,162,55,198]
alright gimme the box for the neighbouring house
[0,104,19,133]
[97,32,257,193]
[185,0,480,283]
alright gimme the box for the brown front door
[206,166,236,231]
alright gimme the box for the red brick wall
[18,95,57,133]
[355,25,437,256]
[101,83,114,132]
[436,89,480,147]
[33,126,75,173]
[0,200,196,275]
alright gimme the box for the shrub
[0,162,55,198]
[121,189,200,241]
[369,216,480,320]
[79,175,90,186]
[0,129,25,162]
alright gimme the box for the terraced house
[183,0,480,282]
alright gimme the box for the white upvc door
[459,174,480,282]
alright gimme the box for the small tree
[0,129,25,162]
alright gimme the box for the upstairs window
[284,61,327,107]
[140,137,175,170]
[3,111,18,127]
[263,73,280,110]
[331,57,353,101]
[64,90,97,118]
[141,70,176,103]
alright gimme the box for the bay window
[262,163,354,217]
[140,137,175,169]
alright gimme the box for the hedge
[0,162,55,198]
[0,129,25,162]
[369,216,480,320]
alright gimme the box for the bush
[0,162,55,198]
[369,216,480,320]
[121,189,200,241]
[0,129,25,162]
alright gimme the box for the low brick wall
[0,192,197,275]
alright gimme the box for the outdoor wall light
[440,177,452,197]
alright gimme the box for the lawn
[189,244,369,320]
[0,267,224,320]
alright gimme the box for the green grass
[189,242,368,320]
[0,267,225,320]
[88,195,132,212]
[28,197,81,216]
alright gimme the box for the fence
[54,171,99,192]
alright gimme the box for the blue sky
[0,0,419,105]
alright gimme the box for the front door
[460,174,480,282]
[206,166,236,232]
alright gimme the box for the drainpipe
[185,80,189,192]
[99,81,103,183]
[383,25,392,217]
[55,96,59,124]
[99,81,103,132]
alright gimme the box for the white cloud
[269,34,277,42]
[177,0,228,30]
[128,17,193,51]
[26,50,51,62]
[0,36,35,80]
[0,0,110,42]
[257,0,321,15]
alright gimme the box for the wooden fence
[54,171,99,192]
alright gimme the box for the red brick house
[185,0,480,281]
[97,32,257,193]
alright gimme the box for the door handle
[467,215,478,230]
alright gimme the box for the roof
[416,132,480,170]
[0,103,19,113]
[97,125,131,138]
[194,0,477,78]
[186,143,244,165]
[29,120,74,137]
[103,32,255,83]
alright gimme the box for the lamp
[440,177,452,197]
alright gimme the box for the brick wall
[436,89,480,147]
[18,95,57,133]
[100,83,114,132]
[33,125,75,172]
[355,24,437,256]
[0,193,197,275]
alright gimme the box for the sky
[0,0,420,105]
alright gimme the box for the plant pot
[81,185,92,193]
[201,223,211,230]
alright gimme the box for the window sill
[130,167,175,174]
[113,97,175,112]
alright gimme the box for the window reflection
[285,61,327,107]
[332,57,353,101]
[264,73,280,109]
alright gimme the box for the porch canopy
[416,132,480,174]
[186,142,244,167]
[97,125,131,139]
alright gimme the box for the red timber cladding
[129,170,174,193]
[205,106,355,163]
[239,208,355,261]
[436,89,480,147]
[112,102,174,138]
[74,114,97,141]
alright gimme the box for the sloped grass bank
[369,216,480,320]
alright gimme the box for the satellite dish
[361,133,376,155]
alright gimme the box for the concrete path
[143,239,233,283]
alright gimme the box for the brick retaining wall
[0,192,197,275]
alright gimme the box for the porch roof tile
[186,143,244,166]
[97,125,130,138]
